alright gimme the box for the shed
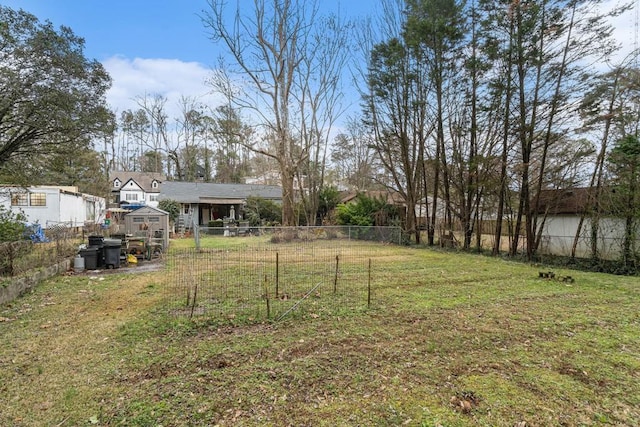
[124,206,170,249]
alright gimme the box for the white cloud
[102,56,224,119]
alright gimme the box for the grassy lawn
[1,237,639,426]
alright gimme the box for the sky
[0,0,375,121]
[0,0,636,124]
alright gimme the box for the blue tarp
[24,223,49,243]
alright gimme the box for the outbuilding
[0,185,105,229]
[124,206,170,250]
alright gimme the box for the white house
[109,171,164,209]
[0,186,106,229]
[536,187,632,260]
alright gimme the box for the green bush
[158,199,180,223]
[208,219,224,227]
[244,196,282,226]
[0,205,27,242]
[335,193,398,227]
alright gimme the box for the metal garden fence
[164,226,402,323]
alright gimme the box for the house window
[149,194,158,202]
[149,216,160,223]
[152,180,159,189]
[30,193,46,206]
[114,179,121,188]
[183,204,190,214]
[133,217,145,223]
[125,193,138,201]
[11,193,28,206]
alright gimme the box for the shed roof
[536,187,595,215]
[159,181,282,204]
[124,205,169,216]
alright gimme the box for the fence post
[189,282,198,319]
[264,276,270,320]
[368,258,372,308]
[194,223,200,250]
[275,251,279,298]
[333,255,339,294]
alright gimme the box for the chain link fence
[0,224,78,278]
[164,226,401,323]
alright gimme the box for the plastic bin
[88,235,104,246]
[73,255,85,272]
[80,247,98,270]
[103,238,122,269]
[88,236,105,268]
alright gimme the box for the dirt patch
[72,258,165,275]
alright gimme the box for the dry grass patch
[1,269,165,426]
[1,241,640,426]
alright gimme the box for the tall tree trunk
[572,71,620,259]
[492,12,515,256]
[531,2,576,255]
[511,1,545,259]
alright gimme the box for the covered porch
[197,197,244,225]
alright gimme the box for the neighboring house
[340,191,447,220]
[109,171,165,209]
[340,190,406,207]
[160,181,282,227]
[0,186,106,229]
[536,187,629,259]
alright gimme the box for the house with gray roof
[159,181,282,227]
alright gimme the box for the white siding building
[0,186,106,228]
[536,187,631,260]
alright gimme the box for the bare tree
[203,0,351,226]
[295,14,352,225]
[331,116,379,191]
[133,94,174,177]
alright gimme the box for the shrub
[244,196,282,226]
[158,199,181,223]
[0,240,33,276]
[318,186,341,225]
[208,219,224,228]
[0,205,27,242]
[335,193,399,227]
[269,229,298,243]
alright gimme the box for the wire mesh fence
[164,226,401,324]
[0,234,78,278]
[192,224,403,247]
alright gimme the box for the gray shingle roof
[159,181,282,203]
[124,205,169,216]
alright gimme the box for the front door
[201,207,210,225]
